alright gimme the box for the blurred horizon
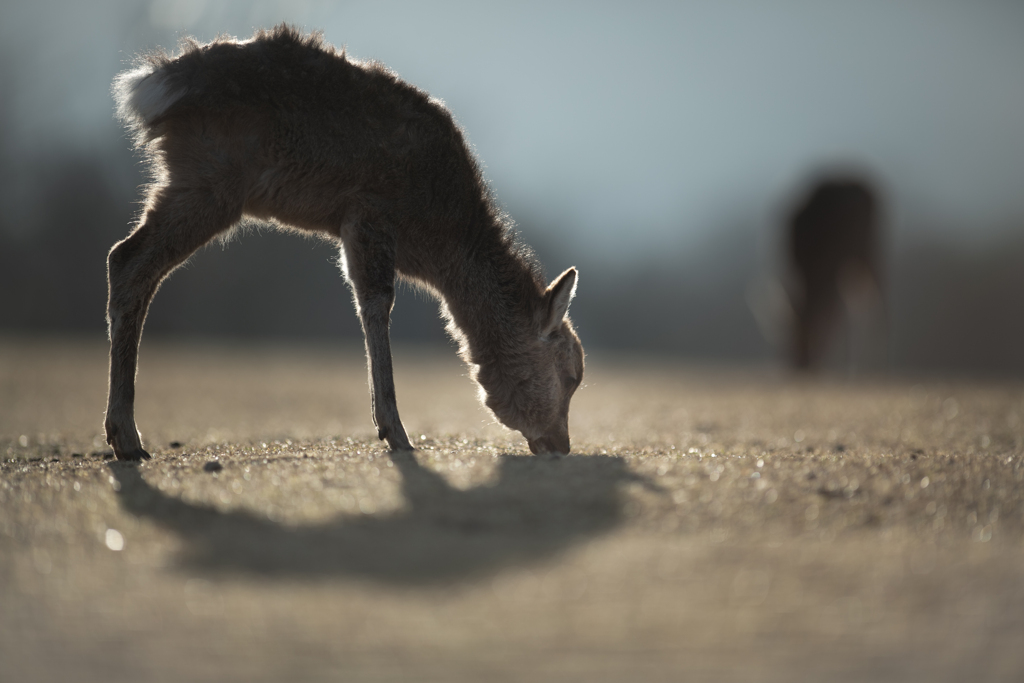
[1,1,1023,377]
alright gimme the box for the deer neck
[436,238,541,369]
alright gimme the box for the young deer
[107,25,584,461]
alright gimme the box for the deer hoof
[385,428,413,452]
[387,436,414,452]
[116,447,152,462]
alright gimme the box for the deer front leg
[341,232,413,451]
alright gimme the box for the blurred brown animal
[788,176,883,370]
[107,25,583,461]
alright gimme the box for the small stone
[169,441,183,448]
[203,461,223,473]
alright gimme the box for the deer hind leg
[340,226,413,451]
[105,187,240,460]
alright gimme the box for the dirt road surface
[2,338,1023,682]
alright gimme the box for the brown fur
[106,25,584,460]
[788,176,882,370]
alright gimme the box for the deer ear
[541,267,577,337]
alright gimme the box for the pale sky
[3,0,1023,258]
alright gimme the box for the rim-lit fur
[105,25,584,460]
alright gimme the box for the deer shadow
[108,451,653,584]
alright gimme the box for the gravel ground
[2,338,1023,682]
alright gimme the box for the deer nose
[527,430,570,456]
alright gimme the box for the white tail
[112,64,185,131]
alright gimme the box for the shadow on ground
[108,452,655,583]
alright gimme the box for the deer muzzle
[527,430,570,456]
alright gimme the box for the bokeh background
[1,0,1022,376]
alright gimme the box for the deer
[106,25,584,461]
[787,175,884,372]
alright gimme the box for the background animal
[788,175,884,371]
